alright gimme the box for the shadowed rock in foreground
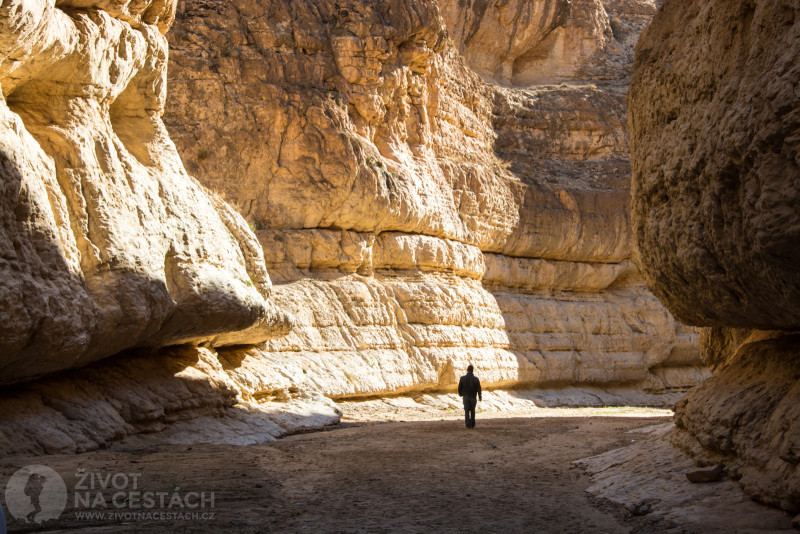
[629,0,800,513]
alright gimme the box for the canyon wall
[163,0,704,400]
[0,0,704,455]
[0,0,290,383]
[0,0,339,455]
[629,0,800,512]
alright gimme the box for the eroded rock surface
[0,0,292,386]
[0,0,306,455]
[579,424,794,531]
[630,0,800,329]
[439,0,655,86]
[673,334,800,512]
[163,0,704,400]
[629,0,800,513]
[0,0,704,455]
[0,345,339,455]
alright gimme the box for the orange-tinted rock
[164,0,704,398]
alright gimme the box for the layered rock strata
[629,0,800,513]
[0,0,290,385]
[163,0,705,400]
[0,346,339,455]
[0,0,316,454]
[0,0,705,456]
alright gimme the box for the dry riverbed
[0,401,792,533]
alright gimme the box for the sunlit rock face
[0,0,292,385]
[629,0,800,513]
[0,0,302,453]
[438,0,657,86]
[0,0,706,457]
[163,0,705,400]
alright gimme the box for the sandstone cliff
[0,0,291,384]
[629,0,800,513]
[163,0,704,400]
[0,0,704,456]
[0,0,344,455]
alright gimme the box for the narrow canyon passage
[2,0,799,530]
[2,411,675,533]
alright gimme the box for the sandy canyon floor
[1,402,794,534]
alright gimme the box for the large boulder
[630,0,800,330]
[630,0,800,512]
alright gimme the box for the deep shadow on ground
[1,413,700,533]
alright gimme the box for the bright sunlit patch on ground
[338,389,674,423]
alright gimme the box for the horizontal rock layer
[162,0,703,402]
[164,0,635,258]
[0,0,706,455]
[244,228,702,399]
[0,345,340,456]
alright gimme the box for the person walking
[458,364,482,428]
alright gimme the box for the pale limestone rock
[374,232,486,279]
[241,271,705,399]
[578,425,794,531]
[0,0,289,384]
[162,0,704,403]
[164,0,639,260]
[0,346,340,455]
[439,0,599,85]
[56,0,176,33]
[0,0,705,456]
[483,254,636,293]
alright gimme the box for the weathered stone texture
[438,0,655,86]
[629,0,800,513]
[0,0,705,455]
[0,345,339,456]
[163,0,704,400]
[630,0,800,329]
[0,0,289,384]
[673,334,800,512]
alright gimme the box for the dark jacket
[458,372,482,400]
